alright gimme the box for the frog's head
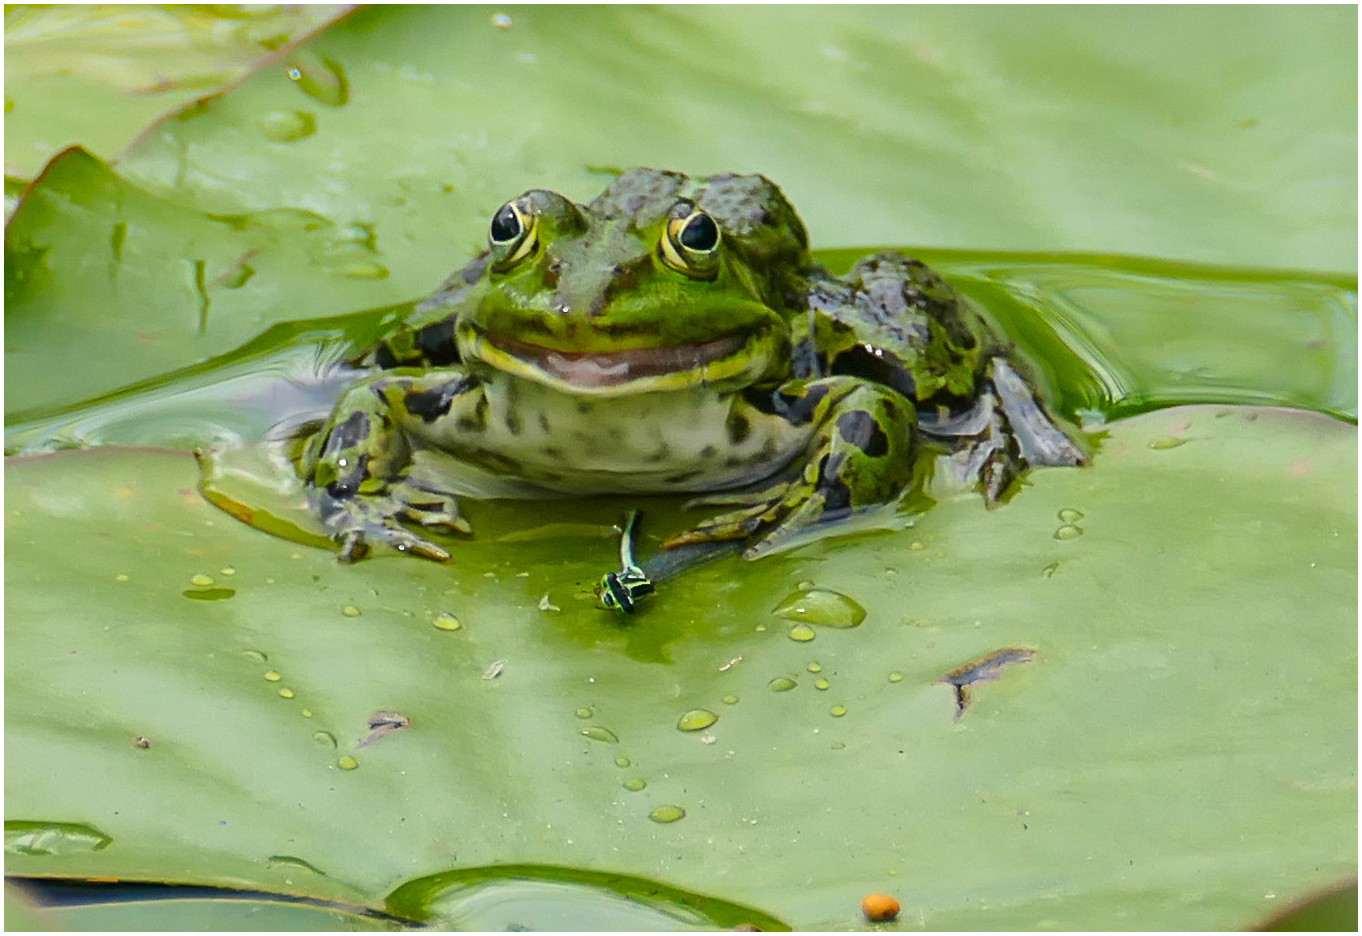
[455,169,810,396]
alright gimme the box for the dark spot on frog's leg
[664,469,703,485]
[405,376,474,424]
[700,444,717,459]
[773,382,832,427]
[576,400,593,415]
[645,444,672,464]
[326,452,370,499]
[505,408,522,435]
[457,393,490,433]
[835,410,890,458]
[537,412,551,434]
[806,451,853,516]
[820,475,854,516]
[328,410,371,450]
[726,410,751,446]
[541,446,564,460]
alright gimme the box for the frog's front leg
[300,369,476,562]
[666,377,917,559]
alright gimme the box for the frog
[296,168,1085,608]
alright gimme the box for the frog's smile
[462,323,778,395]
[485,332,747,388]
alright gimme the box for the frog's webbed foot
[299,369,477,562]
[667,378,917,560]
[926,357,1086,504]
[311,486,453,563]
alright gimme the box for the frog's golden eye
[489,200,538,267]
[660,205,721,279]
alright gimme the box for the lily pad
[3,5,346,178]
[5,406,1354,929]
[3,5,1356,930]
[109,6,1356,274]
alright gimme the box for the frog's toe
[394,480,473,537]
[337,521,452,563]
[740,495,831,559]
[664,502,777,548]
[989,358,1087,467]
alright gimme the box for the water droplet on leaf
[648,805,685,824]
[772,588,866,627]
[677,709,718,732]
[580,726,619,744]
[260,110,317,142]
[768,676,798,692]
[1054,524,1083,541]
[433,612,462,631]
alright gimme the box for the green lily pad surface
[3,5,344,178]
[4,4,1356,931]
[6,406,1354,929]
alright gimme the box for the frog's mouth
[478,332,753,391]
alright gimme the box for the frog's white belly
[412,373,811,495]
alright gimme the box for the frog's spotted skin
[298,169,1085,575]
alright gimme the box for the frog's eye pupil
[490,204,522,244]
[679,212,719,252]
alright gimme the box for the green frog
[298,169,1085,608]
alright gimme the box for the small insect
[356,711,411,748]
[482,659,507,680]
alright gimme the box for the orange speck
[861,893,900,922]
[1288,457,1313,478]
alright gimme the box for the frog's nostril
[609,265,636,293]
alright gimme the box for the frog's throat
[467,330,768,395]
